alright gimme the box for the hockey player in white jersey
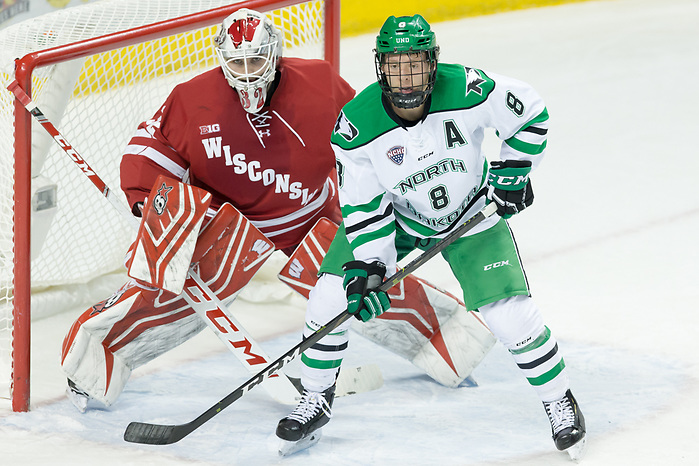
[276,14,586,460]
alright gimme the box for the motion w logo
[251,239,272,255]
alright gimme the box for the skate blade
[565,435,587,462]
[278,429,322,456]
[66,386,89,413]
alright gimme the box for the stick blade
[124,421,189,445]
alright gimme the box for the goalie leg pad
[411,307,496,387]
[277,217,338,299]
[61,204,275,407]
[60,281,206,406]
[352,275,496,387]
[191,202,275,303]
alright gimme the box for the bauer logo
[387,145,405,165]
[152,183,173,215]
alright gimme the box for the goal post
[2,0,340,412]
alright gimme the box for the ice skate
[276,384,335,455]
[66,378,90,413]
[544,389,587,461]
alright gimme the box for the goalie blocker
[278,218,496,388]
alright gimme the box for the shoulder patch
[430,64,494,112]
[333,110,359,142]
[465,68,487,97]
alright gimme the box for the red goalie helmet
[214,9,282,113]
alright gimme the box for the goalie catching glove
[487,159,534,219]
[342,260,391,322]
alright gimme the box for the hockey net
[0,0,339,411]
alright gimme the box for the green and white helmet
[374,14,440,109]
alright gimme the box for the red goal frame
[10,0,340,413]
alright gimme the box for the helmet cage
[214,9,282,113]
[375,49,439,109]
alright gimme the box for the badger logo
[152,183,173,215]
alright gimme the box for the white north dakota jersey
[331,64,549,270]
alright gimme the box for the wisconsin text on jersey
[200,122,319,206]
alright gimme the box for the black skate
[544,389,587,461]
[276,385,335,456]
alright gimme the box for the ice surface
[2,0,698,464]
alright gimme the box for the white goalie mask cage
[214,8,282,113]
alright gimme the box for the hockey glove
[342,260,391,322]
[487,159,534,219]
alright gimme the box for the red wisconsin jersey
[121,57,355,252]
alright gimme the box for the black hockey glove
[342,260,391,322]
[487,159,534,219]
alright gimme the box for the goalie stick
[8,80,313,405]
[122,201,498,445]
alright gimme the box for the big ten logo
[199,123,220,135]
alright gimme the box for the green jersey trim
[331,84,398,150]
[505,137,548,155]
[349,221,396,250]
[341,192,384,217]
[331,64,496,151]
[521,107,550,131]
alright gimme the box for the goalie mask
[214,9,282,113]
[374,14,440,109]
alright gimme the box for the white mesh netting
[0,0,327,404]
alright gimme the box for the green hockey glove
[487,159,534,219]
[342,260,391,322]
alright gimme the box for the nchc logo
[484,260,510,271]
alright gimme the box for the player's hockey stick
[122,201,498,445]
[7,80,304,404]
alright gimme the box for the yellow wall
[72,0,595,96]
[341,0,596,37]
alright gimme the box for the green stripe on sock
[527,359,566,386]
[510,326,551,355]
[301,353,343,369]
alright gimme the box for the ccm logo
[484,260,510,271]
